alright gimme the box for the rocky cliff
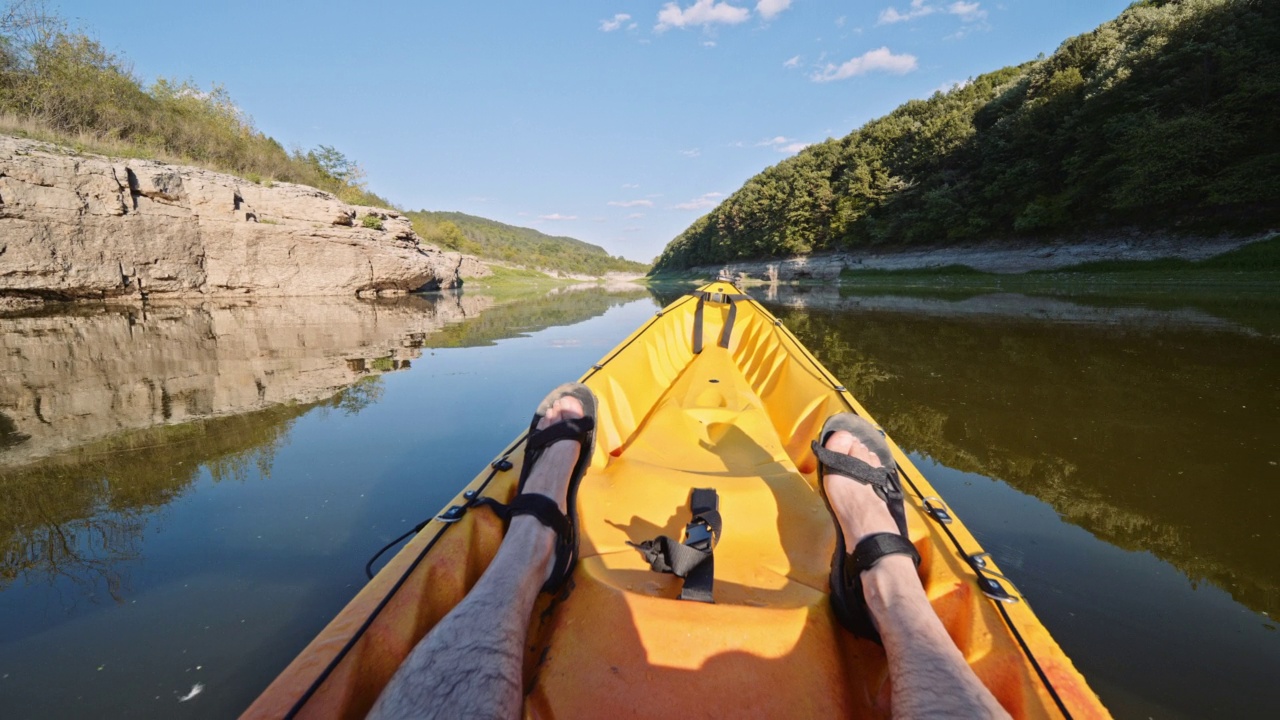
[0,136,489,301]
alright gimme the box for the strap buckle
[685,518,714,551]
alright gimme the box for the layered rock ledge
[0,135,489,301]
[688,233,1270,282]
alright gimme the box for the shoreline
[666,232,1276,282]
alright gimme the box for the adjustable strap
[850,531,920,572]
[527,417,594,452]
[690,292,749,355]
[628,488,721,603]
[471,493,570,540]
[811,441,902,504]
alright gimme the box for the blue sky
[62,1,1132,262]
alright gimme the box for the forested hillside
[653,0,1278,272]
[408,210,649,276]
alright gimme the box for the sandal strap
[811,441,902,500]
[474,494,570,539]
[850,532,920,574]
[528,417,595,451]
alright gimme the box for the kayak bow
[244,282,1110,719]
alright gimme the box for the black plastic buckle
[685,519,714,552]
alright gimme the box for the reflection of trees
[777,305,1280,616]
[0,383,377,600]
[426,286,650,348]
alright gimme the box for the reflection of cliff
[427,285,650,348]
[0,294,493,468]
[0,383,378,596]
[773,302,1280,617]
[0,287,653,595]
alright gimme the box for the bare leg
[368,397,583,720]
[824,431,1012,720]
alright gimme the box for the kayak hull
[244,283,1110,719]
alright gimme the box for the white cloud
[757,136,810,153]
[703,40,717,47]
[608,199,655,208]
[879,0,933,24]
[756,0,793,21]
[783,54,801,68]
[600,13,632,32]
[674,192,725,210]
[622,183,640,189]
[879,1,986,25]
[835,16,846,27]
[947,1,987,22]
[680,148,702,157]
[811,47,917,82]
[626,213,645,219]
[539,213,578,221]
[656,0,750,32]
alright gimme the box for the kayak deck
[243,283,1109,719]
[534,342,854,717]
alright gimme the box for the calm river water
[1,283,1277,718]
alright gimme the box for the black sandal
[475,382,597,595]
[812,413,920,644]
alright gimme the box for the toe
[824,430,883,469]
[539,395,585,430]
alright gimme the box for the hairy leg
[824,431,1011,720]
[368,397,583,720]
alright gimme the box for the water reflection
[752,285,1280,618]
[0,287,646,598]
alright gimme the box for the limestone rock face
[0,136,486,299]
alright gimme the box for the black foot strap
[850,532,920,573]
[473,494,572,588]
[629,488,721,603]
[526,417,594,454]
[834,532,921,644]
[811,442,902,504]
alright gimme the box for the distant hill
[652,0,1279,272]
[407,210,648,276]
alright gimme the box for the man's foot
[517,394,584,517]
[822,430,901,550]
[814,417,920,642]
[509,392,588,589]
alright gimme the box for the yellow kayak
[244,281,1110,719]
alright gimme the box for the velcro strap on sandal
[527,417,595,451]
[811,441,902,500]
[850,532,920,573]
[473,494,570,539]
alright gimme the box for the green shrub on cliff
[652,0,1280,272]
[0,0,387,207]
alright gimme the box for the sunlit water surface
[1,284,1276,718]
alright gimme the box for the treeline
[653,0,1279,272]
[408,210,649,276]
[0,0,386,206]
